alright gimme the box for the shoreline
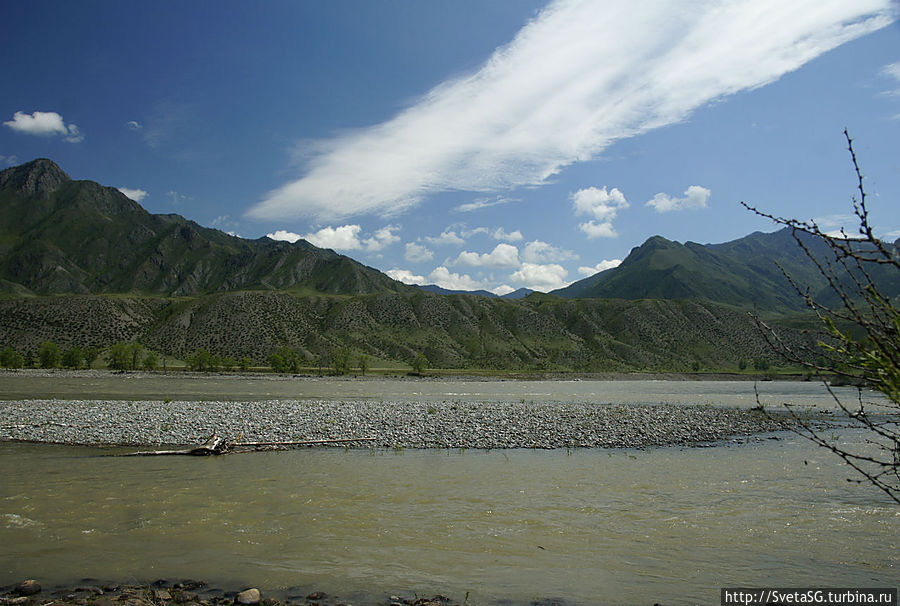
[0,367,810,382]
[0,579,464,606]
[0,397,792,450]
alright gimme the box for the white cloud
[405,242,434,263]
[126,120,143,130]
[578,259,622,276]
[493,227,524,242]
[303,225,364,250]
[1,155,20,166]
[572,186,629,238]
[455,196,517,213]
[267,230,303,243]
[117,187,148,202]
[246,0,893,222]
[299,224,400,251]
[454,243,521,268]
[492,284,516,296]
[511,262,569,292]
[363,224,401,251]
[387,268,427,285]
[579,220,618,239]
[425,229,466,246]
[645,185,711,212]
[572,186,629,220]
[3,111,83,142]
[523,240,577,263]
[428,266,489,291]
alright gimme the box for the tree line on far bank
[0,341,429,376]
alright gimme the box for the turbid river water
[1,377,897,605]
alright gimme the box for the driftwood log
[119,434,375,456]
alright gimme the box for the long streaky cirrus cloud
[247,0,896,222]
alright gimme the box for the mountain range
[0,158,880,371]
[0,159,412,297]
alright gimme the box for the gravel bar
[0,399,787,449]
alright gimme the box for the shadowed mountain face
[552,229,900,313]
[0,159,414,296]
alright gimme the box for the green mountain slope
[552,229,899,312]
[0,291,821,372]
[0,159,413,296]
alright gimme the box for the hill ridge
[0,159,413,297]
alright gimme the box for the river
[1,376,897,605]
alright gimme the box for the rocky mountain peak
[0,158,71,196]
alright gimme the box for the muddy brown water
[1,376,897,605]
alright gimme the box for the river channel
[1,377,897,605]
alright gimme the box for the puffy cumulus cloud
[364,224,401,251]
[299,224,400,251]
[405,242,434,263]
[645,185,711,212]
[492,284,517,296]
[4,111,83,142]
[247,0,893,222]
[425,229,466,246]
[523,240,577,263]
[266,230,303,243]
[303,225,364,250]
[579,220,618,239]
[492,227,524,242]
[572,186,629,239]
[578,259,622,276]
[511,263,569,292]
[117,187,148,202]
[454,243,520,268]
[386,268,427,285]
[428,266,489,291]
[572,186,628,220]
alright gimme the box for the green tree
[269,348,301,374]
[38,341,61,369]
[129,343,145,371]
[752,358,770,372]
[83,347,100,369]
[239,356,251,372]
[745,131,900,504]
[188,348,213,372]
[61,346,83,369]
[106,342,131,370]
[143,350,159,371]
[331,347,351,376]
[0,347,24,369]
[268,352,286,373]
[411,352,428,376]
[358,353,370,376]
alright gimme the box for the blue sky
[2,1,899,294]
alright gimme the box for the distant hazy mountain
[552,229,900,312]
[0,159,414,296]
[416,284,535,299]
[416,284,498,298]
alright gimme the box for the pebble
[0,398,786,449]
[234,588,260,605]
